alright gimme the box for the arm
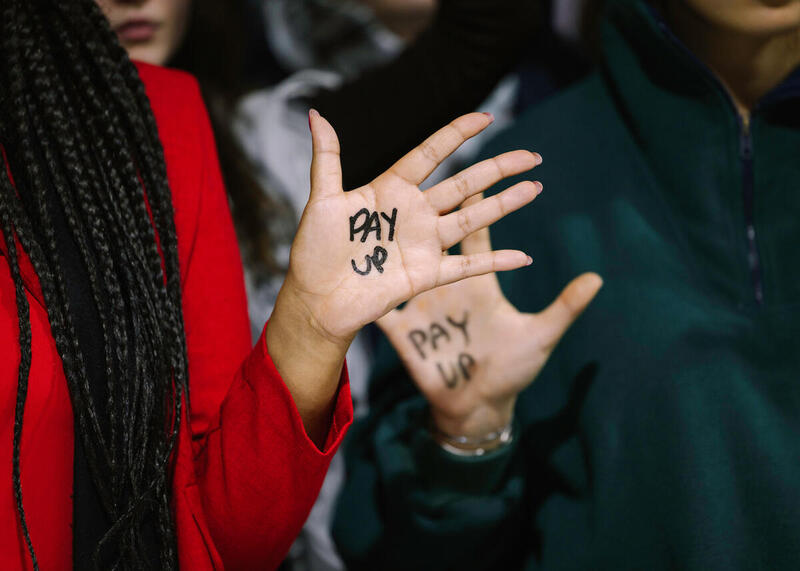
[311,0,540,189]
[177,76,543,567]
[174,82,353,569]
[333,391,529,571]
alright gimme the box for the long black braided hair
[0,0,188,567]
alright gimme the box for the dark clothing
[332,2,800,569]
[33,164,160,567]
[46,187,112,566]
[5,139,122,566]
[312,0,542,189]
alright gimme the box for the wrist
[269,279,352,359]
[429,398,516,454]
[267,283,351,446]
[431,416,513,456]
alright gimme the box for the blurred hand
[377,205,603,440]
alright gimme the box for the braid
[0,182,38,571]
[0,0,189,567]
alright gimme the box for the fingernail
[526,256,533,266]
[533,152,543,164]
[308,108,319,128]
[534,181,543,194]
[482,112,495,122]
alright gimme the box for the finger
[388,113,494,186]
[537,273,603,351]
[376,308,402,332]
[309,109,342,198]
[425,150,541,213]
[437,250,531,287]
[437,181,541,250]
[458,193,492,255]
[460,225,492,256]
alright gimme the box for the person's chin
[725,4,800,36]
[125,43,169,67]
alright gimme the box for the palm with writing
[377,206,603,441]
[280,110,542,343]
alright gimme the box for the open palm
[284,111,542,342]
[377,207,603,438]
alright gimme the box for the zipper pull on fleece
[739,115,753,159]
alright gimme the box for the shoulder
[135,60,201,108]
[134,61,207,152]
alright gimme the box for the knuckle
[457,209,473,235]
[450,121,470,140]
[452,172,471,199]
[419,139,441,164]
[492,156,508,178]
[495,193,510,215]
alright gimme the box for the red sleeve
[139,63,354,569]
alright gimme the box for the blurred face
[678,0,800,36]
[96,0,192,66]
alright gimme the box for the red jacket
[0,62,353,570]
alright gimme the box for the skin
[268,112,540,445]
[660,0,800,115]
[378,200,602,444]
[97,1,537,445]
[96,0,191,65]
[97,0,437,66]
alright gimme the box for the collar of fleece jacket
[600,0,800,308]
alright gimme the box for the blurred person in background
[333,0,800,569]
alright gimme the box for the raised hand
[377,202,603,442]
[283,110,542,342]
[267,111,542,443]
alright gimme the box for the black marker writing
[459,353,476,380]
[406,312,470,360]
[350,208,398,243]
[351,246,388,275]
[350,207,398,275]
[430,322,450,351]
[380,208,397,241]
[438,362,459,389]
[446,312,469,344]
[406,313,475,389]
[409,329,427,360]
[437,352,476,389]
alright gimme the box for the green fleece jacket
[332,2,800,569]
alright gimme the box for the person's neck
[662,3,800,118]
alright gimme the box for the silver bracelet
[432,419,514,457]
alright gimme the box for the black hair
[0,0,187,568]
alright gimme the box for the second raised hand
[282,110,543,344]
[377,200,604,441]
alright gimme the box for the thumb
[537,273,603,352]
[376,308,403,334]
[309,109,343,198]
